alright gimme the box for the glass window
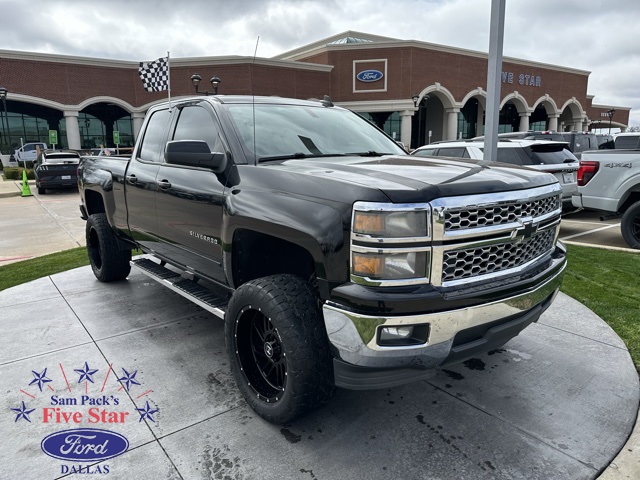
[495,148,524,165]
[172,106,223,152]
[138,109,171,163]
[412,149,437,157]
[437,147,466,158]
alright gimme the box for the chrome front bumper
[323,261,565,371]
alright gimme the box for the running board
[131,258,227,319]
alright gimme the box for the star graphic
[11,401,36,423]
[135,401,159,423]
[29,368,52,392]
[118,368,141,391]
[74,362,99,384]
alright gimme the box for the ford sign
[356,70,384,82]
[41,428,129,462]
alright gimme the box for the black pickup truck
[78,95,566,423]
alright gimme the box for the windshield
[224,103,405,162]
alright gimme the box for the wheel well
[232,230,317,288]
[620,189,640,213]
[84,190,106,216]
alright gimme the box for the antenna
[252,36,260,163]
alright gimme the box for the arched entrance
[79,103,134,149]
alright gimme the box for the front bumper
[323,256,565,389]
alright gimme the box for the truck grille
[441,228,556,282]
[445,195,560,231]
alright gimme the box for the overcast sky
[2,0,639,127]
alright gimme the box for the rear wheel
[86,213,131,281]
[37,184,45,194]
[621,201,640,249]
[225,274,335,424]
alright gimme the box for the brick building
[0,31,630,154]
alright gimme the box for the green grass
[0,247,89,291]
[561,244,640,370]
[0,243,638,369]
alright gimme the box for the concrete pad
[62,269,204,340]
[0,294,93,364]
[96,311,244,437]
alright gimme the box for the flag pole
[167,51,172,109]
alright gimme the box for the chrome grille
[445,195,560,231]
[441,228,556,283]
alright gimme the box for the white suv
[412,139,579,211]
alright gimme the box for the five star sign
[118,368,141,391]
[29,368,52,392]
[11,401,36,423]
[74,362,99,384]
[135,401,159,423]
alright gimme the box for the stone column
[575,119,583,132]
[518,112,530,132]
[132,112,146,141]
[64,111,81,150]
[548,115,559,132]
[399,110,414,149]
[476,105,485,136]
[445,108,460,141]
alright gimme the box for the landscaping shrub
[2,167,35,180]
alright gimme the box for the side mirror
[165,140,227,173]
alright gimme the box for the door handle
[157,180,172,189]
[125,174,137,184]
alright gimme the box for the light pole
[0,87,8,154]
[190,74,222,95]
[607,109,615,135]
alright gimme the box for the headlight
[352,249,429,282]
[353,210,428,239]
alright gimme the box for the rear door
[125,107,172,250]
[153,102,229,283]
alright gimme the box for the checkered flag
[138,57,169,92]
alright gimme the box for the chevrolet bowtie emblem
[520,219,538,240]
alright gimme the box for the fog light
[378,325,430,346]
[380,326,414,340]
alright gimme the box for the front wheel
[225,274,335,424]
[621,201,640,249]
[86,213,132,281]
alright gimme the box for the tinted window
[138,109,171,163]
[437,147,466,158]
[615,136,640,149]
[529,145,578,164]
[495,148,524,165]
[412,149,437,157]
[172,105,223,152]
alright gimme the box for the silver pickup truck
[572,148,640,248]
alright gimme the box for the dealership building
[0,31,630,155]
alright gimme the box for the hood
[272,155,558,203]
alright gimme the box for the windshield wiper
[258,153,348,163]
[348,151,393,157]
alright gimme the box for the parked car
[14,142,48,163]
[34,149,81,194]
[558,132,599,159]
[472,131,567,142]
[412,139,579,211]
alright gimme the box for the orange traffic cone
[21,169,32,197]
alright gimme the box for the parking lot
[0,180,639,479]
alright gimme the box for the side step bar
[131,258,227,319]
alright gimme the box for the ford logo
[41,428,129,462]
[356,70,383,82]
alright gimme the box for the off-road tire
[225,274,335,424]
[621,201,640,249]
[86,213,131,281]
